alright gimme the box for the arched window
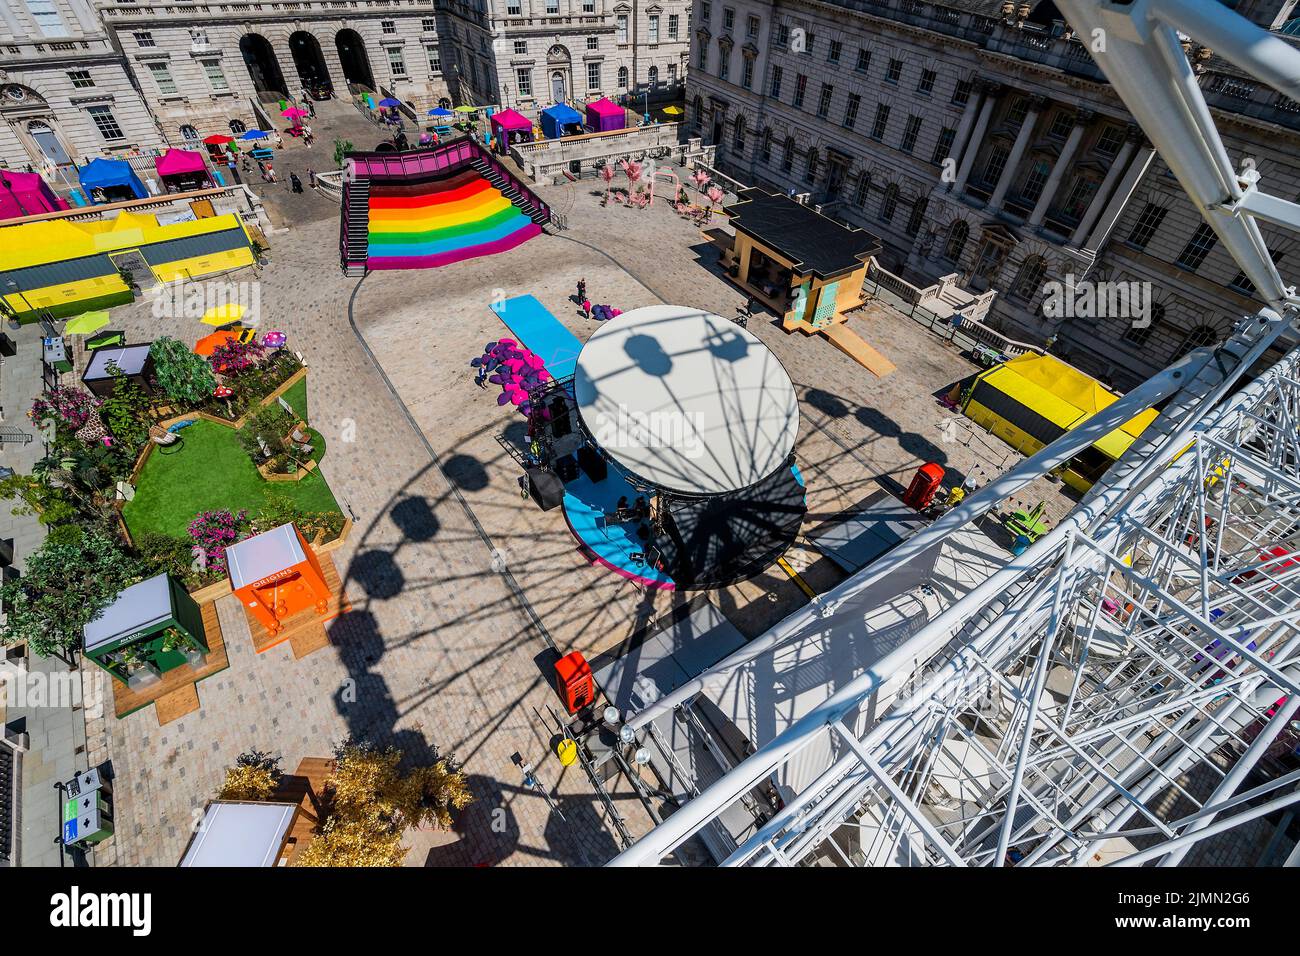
[618,66,629,88]
[732,115,746,153]
[805,147,818,184]
[906,196,928,236]
[944,220,969,262]
[1174,323,1221,359]
[692,95,703,130]
[854,171,871,206]
[1122,301,1164,346]
[759,127,772,163]
[880,183,899,223]
[648,65,658,87]
[1011,254,1048,301]
[782,136,795,172]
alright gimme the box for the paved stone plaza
[27,109,1077,867]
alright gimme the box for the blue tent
[540,103,584,139]
[77,158,147,203]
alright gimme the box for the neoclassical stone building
[0,0,164,174]
[688,0,1300,388]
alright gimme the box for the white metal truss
[609,0,1300,866]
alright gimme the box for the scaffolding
[608,0,1300,866]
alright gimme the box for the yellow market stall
[961,352,1158,492]
[0,210,255,321]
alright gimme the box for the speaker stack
[554,454,579,483]
[526,467,565,511]
[576,445,608,483]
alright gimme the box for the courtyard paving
[42,118,1077,867]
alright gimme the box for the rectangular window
[776,24,788,46]
[1060,177,1097,221]
[202,59,229,91]
[855,48,871,72]
[697,41,708,71]
[817,83,833,118]
[747,15,759,38]
[1127,203,1168,249]
[871,103,890,140]
[723,7,734,30]
[587,61,601,89]
[586,35,598,51]
[885,58,902,84]
[843,93,861,130]
[649,15,659,43]
[1007,96,1029,125]
[931,127,955,166]
[793,73,806,109]
[87,105,124,141]
[918,69,936,95]
[1176,222,1218,271]
[26,0,68,37]
[508,2,522,13]
[769,65,783,98]
[982,144,1010,186]
[429,47,443,73]
[668,63,677,83]
[1230,254,1281,295]
[719,47,730,81]
[133,31,154,47]
[668,14,679,38]
[829,40,842,63]
[702,1,712,23]
[517,68,532,96]
[617,14,628,43]
[147,61,177,95]
[1095,125,1124,156]
[514,40,528,54]
[854,171,870,206]
[583,0,595,10]
[547,0,559,13]
[1021,159,1050,203]
[1049,111,1074,138]
[381,19,396,35]
[741,56,753,90]
[953,79,973,105]
[422,17,437,32]
[387,47,407,77]
[900,115,922,153]
[68,70,95,89]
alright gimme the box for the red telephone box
[903,462,945,510]
[554,651,594,714]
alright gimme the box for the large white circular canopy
[574,305,799,495]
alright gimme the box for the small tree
[237,403,294,464]
[217,750,284,801]
[0,529,142,658]
[150,336,218,407]
[99,361,152,450]
[333,138,353,167]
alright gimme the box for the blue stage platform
[490,294,583,379]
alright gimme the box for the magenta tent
[0,169,69,221]
[585,98,625,133]
[489,108,534,155]
[154,148,212,193]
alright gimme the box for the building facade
[688,0,1300,388]
[0,0,164,177]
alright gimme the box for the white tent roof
[180,801,296,867]
[574,305,799,495]
[226,523,306,589]
[83,572,172,652]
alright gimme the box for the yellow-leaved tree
[216,750,283,801]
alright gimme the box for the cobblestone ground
[77,130,1083,867]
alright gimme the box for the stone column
[952,84,1000,194]
[1069,131,1138,246]
[1081,142,1157,252]
[988,94,1044,211]
[943,83,984,191]
[1029,110,1090,227]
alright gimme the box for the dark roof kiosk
[82,573,210,689]
[82,343,153,398]
[724,187,881,333]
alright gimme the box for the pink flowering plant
[29,386,98,433]
[208,339,266,376]
[187,508,252,576]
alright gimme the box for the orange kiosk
[227,523,333,642]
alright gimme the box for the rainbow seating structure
[340,139,550,274]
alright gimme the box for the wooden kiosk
[723,187,895,376]
[226,523,348,655]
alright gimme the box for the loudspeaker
[549,397,572,438]
[526,467,565,511]
[576,445,607,482]
[554,454,578,483]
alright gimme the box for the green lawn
[275,376,327,463]
[122,418,341,541]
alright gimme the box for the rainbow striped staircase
[339,140,550,275]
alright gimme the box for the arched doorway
[290,31,331,91]
[27,120,71,167]
[547,45,571,104]
[240,34,286,96]
[335,29,374,91]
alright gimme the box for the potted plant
[163,627,206,668]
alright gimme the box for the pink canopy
[490,109,532,134]
[585,98,625,133]
[154,148,207,177]
[0,169,69,221]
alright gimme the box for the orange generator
[903,462,945,511]
[554,651,594,715]
[226,523,331,637]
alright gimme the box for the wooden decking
[245,552,351,656]
[112,601,229,724]
[276,757,334,866]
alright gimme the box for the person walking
[576,277,587,304]
[475,364,488,388]
[307,168,317,189]
[274,131,284,150]
[266,163,277,184]
[581,298,591,319]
